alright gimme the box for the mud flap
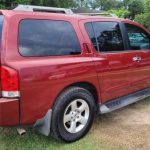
[34,109,52,136]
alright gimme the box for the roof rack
[14,5,73,14]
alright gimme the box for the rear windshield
[0,15,4,45]
[19,19,81,57]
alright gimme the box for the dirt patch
[91,98,150,150]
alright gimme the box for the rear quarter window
[19,19,81,57]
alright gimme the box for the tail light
[1,65,20,98]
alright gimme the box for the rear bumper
[0,98,19,126]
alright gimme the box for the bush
[108,8,129,18]
[134,13,150,30]
[132,0,150,30]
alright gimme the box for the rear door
[14,16,99,125]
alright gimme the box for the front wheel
[50,87,96,142]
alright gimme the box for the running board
[99,88,150,114]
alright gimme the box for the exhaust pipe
[17,128,26,136]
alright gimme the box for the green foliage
[0,4,5,9]
[122,0,132,8]
[128,0,144,19]
[0,0,32,8]
[87,0,122,10]
[135,13,150,30]
[144,0,150,12]
[108,8,129,18]
[134,0,150,30]
[0,0,77,8]
[33,0,76,8]
[15,0,32,4]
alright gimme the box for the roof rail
[77,13,118,18]
[14,5,73,14]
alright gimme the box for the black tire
[50,86,96,142]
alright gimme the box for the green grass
[0,97,150,150]
[0,126,127,150]
[0,121,128,150]
[0,128,118,150]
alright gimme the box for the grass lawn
[0,97,150,150]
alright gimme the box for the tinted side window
[86,22,124,52]
[85,23,98,51]
[0,15,4,45]
[19,20,81,56]
[125,23,150,50]
[93,22,124,52]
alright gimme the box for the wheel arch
[53,81,100,108]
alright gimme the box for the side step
[100,88,150,114]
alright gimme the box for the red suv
[0,8,150,142]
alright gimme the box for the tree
[128,0,144,19]
[122,0,131,8]
[0,0,32,8]
[88,0,122,10]
[134,0,150,30]
[144,0,150,12]
[0,0,77,8]
[108,8,129,18]
[135,13,150,30]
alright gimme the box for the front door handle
[132,57,142,62]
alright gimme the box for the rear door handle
[132,57,142,62]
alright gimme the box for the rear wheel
[51,86,96,142]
